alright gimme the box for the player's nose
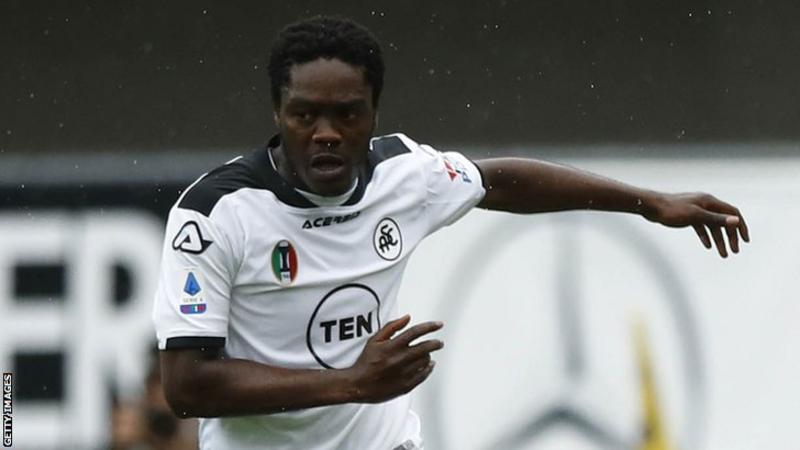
[312,117,342,148]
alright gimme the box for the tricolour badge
[272,240,298,285]
[180,304,207,314]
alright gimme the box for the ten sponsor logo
[272,240,298,285]
[3,373,11,448]
[302,211,360,229]
[306,284,381,369]
[373,218,402,261]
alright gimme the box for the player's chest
[234,202,425,289]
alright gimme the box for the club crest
[373,218,402,261]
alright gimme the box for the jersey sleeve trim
[164,336,226,350]
[470,157,486,191]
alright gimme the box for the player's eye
[337,107,361,122]
[292,111,315,123]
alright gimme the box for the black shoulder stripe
[178,157,259,216]
[179,137,317,213]
[164,336,226,350]
[356,135,413,195]
[369,135,411,165]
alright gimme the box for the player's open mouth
[310,154,347,175]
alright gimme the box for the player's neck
[268,145,358,206]
[294,180,358,207]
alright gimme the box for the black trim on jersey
[471,157,487,189]
[164,336,226,350]
[178,134,412,213]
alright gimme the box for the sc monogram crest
[373,218,402,261]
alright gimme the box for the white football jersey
[153,133,485,450]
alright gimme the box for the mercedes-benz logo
[423,214,706,450]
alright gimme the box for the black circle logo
[306,284,381,369]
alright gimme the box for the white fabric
[153,133,485,450]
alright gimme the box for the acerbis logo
[306,284,381,369]
[172,221,212,254]
[373,218,402,261]
[302,211,360,229]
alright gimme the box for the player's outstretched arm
[160,315,442,417]
[474,158,750,257]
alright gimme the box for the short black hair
[268,16,385,109]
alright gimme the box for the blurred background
[1,1,798,449]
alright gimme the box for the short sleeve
[412,142,486,232]
[152,206,238,350]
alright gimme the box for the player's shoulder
[177,146,272,217]
[369,133,438,164]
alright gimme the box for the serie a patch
[180,269,207,314]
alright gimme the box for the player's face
[274,58,377,196]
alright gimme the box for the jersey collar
[261,135,370,208]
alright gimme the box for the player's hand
[644,192,750,258]
[345,315,443,404]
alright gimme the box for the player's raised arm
[474,158,750,257]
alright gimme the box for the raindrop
[5,130,11,135]
[707,9,712,15]
[638,36,644,43]
[688,11,693,17]
[589,83,595,89]
[133,159,138,165]
[203,9,208,14]
[199,59,204,64]
[43,29,50,36]
[253,64,259,70]
[58,122,64,128]
[466,103,471,108]
[29,92,35,99]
